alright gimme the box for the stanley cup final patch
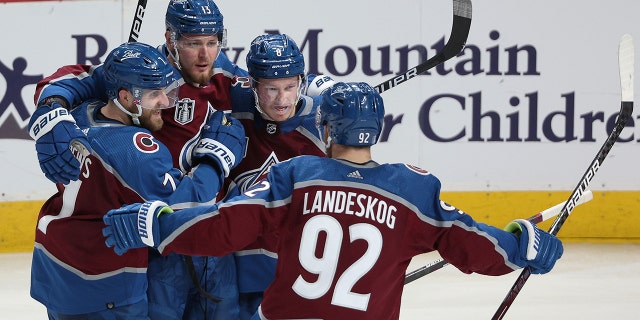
[174,98,195,125]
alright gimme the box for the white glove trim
[514,219,540,261]
[29,107,76,141]
[193,137,235,176]
[138,201,168,247]
[306,75,335,97]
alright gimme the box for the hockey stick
[128,0,148,42]
[404,190,594,284]
[490,34,634,320]
[374,0,472,94]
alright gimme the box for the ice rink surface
[2,243,639,319]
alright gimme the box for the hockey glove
[506,219,564,274]
[102,201,173,256]
[192,111,246,177]
[28,102,92,185]
[305,74,335,97]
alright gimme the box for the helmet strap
[249,77,267,117]
[168,34,183,71]
[169,48,182,71]
[295,76,304,105]
[251,87,268,118]
[113,98,143,126]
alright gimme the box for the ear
[323,123,331,144]
[117,88,130,103]
[165,30,175,51]
[117,89,136,113]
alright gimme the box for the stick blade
[619,34,634,102]
[453,0,472,19]
[373,0,472,93]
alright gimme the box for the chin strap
[113,98,143,126]
[169,48,182,71]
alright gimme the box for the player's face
[137,88,175,132]
[139,106,164,132]
[175,34,220,85]
[255,76,301,122]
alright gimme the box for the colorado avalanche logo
[235,152,279,193]
[133,132,159,153]
[405,164,430,175]
[175,98,195,125]
[440,200,464,215]
[232,76,251,89]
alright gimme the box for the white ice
[2,243,638,319]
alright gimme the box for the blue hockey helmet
[319,82,385,147]
[104,42,182,101]
[246,34,305,80]
[166,0,226,46]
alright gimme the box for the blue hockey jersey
[30,100,223,314]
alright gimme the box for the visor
[133,78,184,110]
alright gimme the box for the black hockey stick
[490,34,634,320]
[404,190,593,285]
[128,0,148,42]
[374,0,472,94]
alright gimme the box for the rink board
[2,190,638,253]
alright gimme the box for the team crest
[405,164,430,175]
[174,98,195,124]
[235,152,280,193]
[232,76,251,89]
[133,132,160,153]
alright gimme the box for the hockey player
[222,33,333,319]
[29,42,246,320]
[102,81,564,320]
[29,1,251,318]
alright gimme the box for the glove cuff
[138,201,169,247]
[29,105,76,141]
[510,219,540,261]
[306,75,335,97]
[37,96,70,109]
